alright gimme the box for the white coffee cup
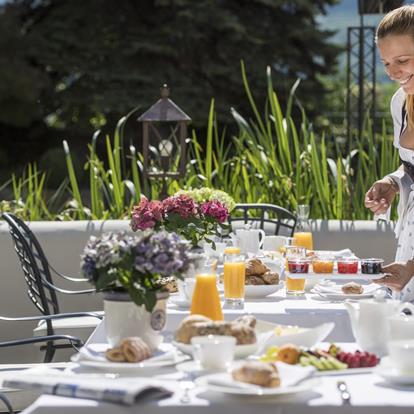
[388,339,414,374]
[262,235,287,252]
[191,335,236,370]
[389,303,414,341]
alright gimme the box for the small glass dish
[312,255,334,274]
[287,258,310,273]
[360,258,383,274]
[337,257,359,274]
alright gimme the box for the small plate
[245,283,283,298]
[195,372,319,396]
[375,357,414,385]
[312,283,381,300]
[71,343,188,372]
[169,295,191,308]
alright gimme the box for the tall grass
[0,64,399,221]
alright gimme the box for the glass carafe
[190,260,223,320]
[293,204,313,250]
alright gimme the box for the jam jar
[312,255,334,274]
[337,258,359,274]
[287,259,310,273]
[360,258,383,274]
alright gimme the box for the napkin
[207,363,315,389]
[75,343,176,365]
[315,249,354,259]
[2,367,174,405]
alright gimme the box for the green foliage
[0,64,399,221]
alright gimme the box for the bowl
[244,282,284,298]
[255,321,335,353]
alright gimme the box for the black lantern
[138,85,191,198]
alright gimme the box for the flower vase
[103,291,168,350]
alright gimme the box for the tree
[0,0,340,167]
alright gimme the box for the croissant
[120,337,152,363]
[105,347,126,362]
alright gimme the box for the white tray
[286,272,383,280]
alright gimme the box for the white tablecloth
[167,291,354,342]
[20,293,414,414]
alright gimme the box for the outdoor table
[18,292,414,414]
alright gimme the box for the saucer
[176,360,230,375]
[169,295,191,308]
[375,357,414,385]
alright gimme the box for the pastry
[276,343,301,364]
[105,346,126,362]
[262,271,280,285]
[174,315,257,345]
[174,314,212,343]
[246,258,269,276]
[120,337,152,362]
[341,282,363,294]
[232,361,280,388]
[186,321,233,341]
[234,315,257,328]
[245,275,265,285]
[230,323,257,345]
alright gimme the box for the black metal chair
[0,391,14,414]
[228,203,297,237]
[2,213,103,362]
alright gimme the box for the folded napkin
[75,343,176,365]
[206,363,315,390]
[315,249,354,259]
[2,367,174,405]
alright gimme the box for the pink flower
[200,200,229,223]
[162,194,197,219]
[130,199,164,231]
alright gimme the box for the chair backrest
[228,203,297,236]
[2,213,60,317]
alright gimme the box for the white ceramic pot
[103,291,168,350]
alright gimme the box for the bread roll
[174,314,212,343]
[341,282,363,294]
[232,361,280,387]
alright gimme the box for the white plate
[375,357,414,385]
[173,340,258,359]
[312,283,381,300]
[287,272,383,280]
[195,372,319,396]
[71,343,188,371]
[245,283,284,298]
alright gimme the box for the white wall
[0,219,397,363]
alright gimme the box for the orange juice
[293,232,313,250]
[190,273,223,320]
[285,276,306,293]
[224,262,246,299]
[224,247,241,255]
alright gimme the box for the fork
[337,380,351,405]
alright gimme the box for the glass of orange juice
[223,254,246,309]
[190,260,223,320]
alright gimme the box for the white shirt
[388,88,414,301]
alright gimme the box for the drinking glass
[223,253,246,309]
[285,244,307,296]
